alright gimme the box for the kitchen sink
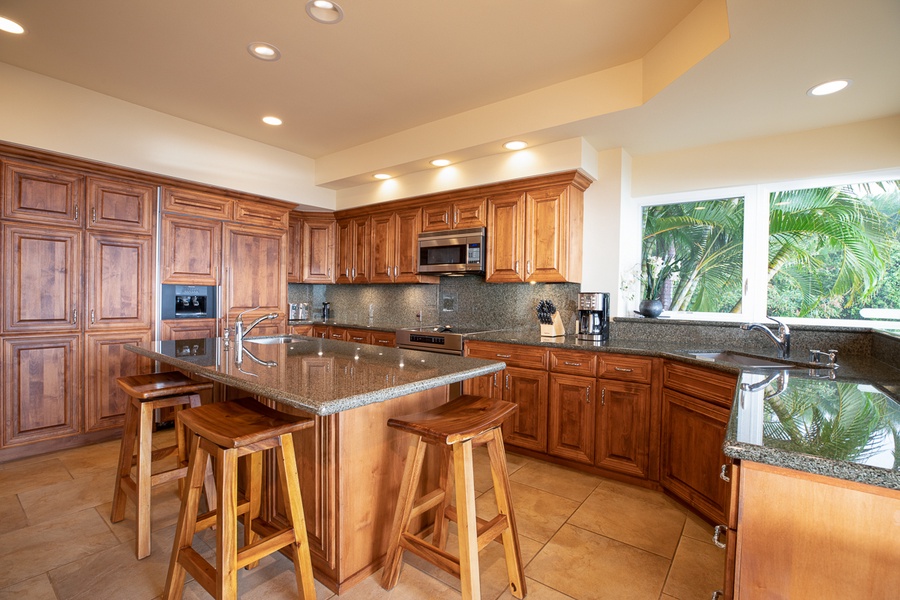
[241,335,309,345]
[684,351,798,369]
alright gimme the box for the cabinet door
[501,366,548,452]
[548,373,595,464]
[328,327,347,342]
[86,232,154,330]
[335,218,353,284]
[369,212,396,283]
[2,160,83,226]
[660,388,730,524]
[287,213,303,283]
[311,326,329,339]
[162,186,233,220]
[344,329,372,345]
[84,330,152,432]
[234,200,288,229]
[351,217,370,283]
[370,331,396,347]
[463,371,500,398]
[302,218,335,283]
[223,223,285,318]
[452,197,487,229]
[485,192,525,282]
[86,177,154,234]
[596,380,651,478]
[394,208,427,283]
[3,224,81,333]
[524,185,566,282]
[2,335,81,446]
[421,203,452,232]
[160,215,222,285]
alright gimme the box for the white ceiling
[1,0,898,187]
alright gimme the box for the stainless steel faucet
[740,316,790,358]
[234,306,279,341]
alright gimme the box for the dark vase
[638,299,664,318]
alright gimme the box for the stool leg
[381,437,427,590]
[487,429,526,599]
[111,396,140,523]
[163,434,207,600]
[278,433,317,600]
[216,446,240,600]
[135,400,155,559]
[432,445,453,551]
[453,439,481,600]
[242,451,262,570]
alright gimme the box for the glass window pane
[767,180,900,320]
[639,197,744,313]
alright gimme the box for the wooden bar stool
[163,397,317,600]
[381,394,526,600]
[111,371,214,559]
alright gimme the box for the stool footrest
[236,529,297,569]
[410,488,446,520]
[400,533,461,579]
[443,505,510,550]
[193,499,252,533]
[177,546,216,597]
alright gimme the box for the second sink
[685,351,797,369]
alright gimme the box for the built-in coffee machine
[576,292,610,341]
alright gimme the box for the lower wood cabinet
[548,373,595,464]
[84,330,152,432]
[502,367,549,452]
[161,318,219,340]
[595,379,651,479]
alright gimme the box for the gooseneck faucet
[234,306,279,342]
[740,316,790,358]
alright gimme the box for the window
[632,174,900,325]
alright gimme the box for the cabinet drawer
[344,329,372,344]
[465,341,548,369]
[162,187,233,220]
[371,332,396,347]
[235,200,289,229]
[663,361,737,407]
[599,354,653,384]
[549,350,597,376]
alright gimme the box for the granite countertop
[464,328,900,491]
[287,319,402,333]
[125,336,505,416]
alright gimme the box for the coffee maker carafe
[576,292,610,341]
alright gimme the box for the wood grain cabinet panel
[301,218,336,283]
[86,232,154,329]
[161,186,233,220]
[2,334,81,446]
[222,222,286,320]
[596,379,651,478]
[335,217,370,284]
[501,366,549,452]
[234,199,289,229]
[548,373,595,464]
[2,224,81,333]
[2,160,84,226]
[160,319,219,340]
[160,214,222,285]
[369,208,434,284]
[287,213,302,283]
[86,177,154,234]
[370,331,396,347]
[524,185,582,283]
[84,330,152,432]
[485,192,526,282]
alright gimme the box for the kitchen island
[126,335,505,593]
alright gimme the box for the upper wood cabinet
[2,160,84,227]
[85,232,154,330]
[2,223,82,333]
[287,212,303,283]
[484,191,525,282]
[301,216,336,284]
[162,186,233,220]
[160,214,222,285]
[86,177,155,234]
[222,222,286,321]
[369,207,437,284]
[234,199,289,229]
[421,196,487,232]
[335,216,370,284]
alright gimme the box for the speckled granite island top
[125,337,505,416]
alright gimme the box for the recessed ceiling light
[373,173,392,180]
[807,79,851,96]
[0,16,25,34]
[430,159,451,167]
[306,0,344,24]
[248,42,281,61]
[503,140,528,151]
[262,116,283,126]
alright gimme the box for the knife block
[540,312,566,337]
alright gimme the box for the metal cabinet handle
[394,265,398,277]
[505,373,510,390]
[586,385,591,403]
[514,260,519,274]
[90,309,95,324]
[712,592,723,600]
[74,204,79,221]
[91,207,96,222]
[564,361,582,366]
[351,336,364,341]
[601,388,606,406]
[526,260,532,275]
[720,464,730,482]
[712,525,727,549]
[492,372,498,387]
[73,308,77,324]
[614,367,633,372]
[454,208,459,225]
[352,267,356,278]
[496,353,512,358]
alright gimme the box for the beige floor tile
[0,494,27,535]
[0,459,72,498]
[568,485,686,559]
[661,535,725,599]
[96,479,185,545]
[509,460,602,503]
[680,509,716,544]
[55,439,121,478]
[0,573,58,600]
[476,481,581,544]
[660,595,678,599]
[18,470,115,525]
[495,577,577,600]
[334,565,458,599]
[527,524,670,600]
[0,508,119,589]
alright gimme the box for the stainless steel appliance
[417,228,485,274]
[289,302,309,320]
[322,302,331,320]
[576,292,610,341]
[160,284,217,320]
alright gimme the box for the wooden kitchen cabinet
[222,221,286,325]
[161,318,219,340]
[85,231,154,330]
[596,379,651,478]
[234,199,289,229]
[2,159,84,227]
[291,324,313,336]
[421,196,486,232]
[485,191,525,282]
[370,331,396,347]
[86,176,154,234]
[548,373,595,464]
[84,330,152,432]
[287,212,302,283]
[343,328,373,345]
[2,223,81,333]
[301,216,336,283]
[161,186,233,221]
[2,334,81,447]
[335,216,370,284]
[160,214,222,285]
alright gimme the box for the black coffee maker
[576,292,610,341]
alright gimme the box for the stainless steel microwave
[417,227,485,274]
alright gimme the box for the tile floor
[0,431,724,599]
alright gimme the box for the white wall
[0,62,334,209]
